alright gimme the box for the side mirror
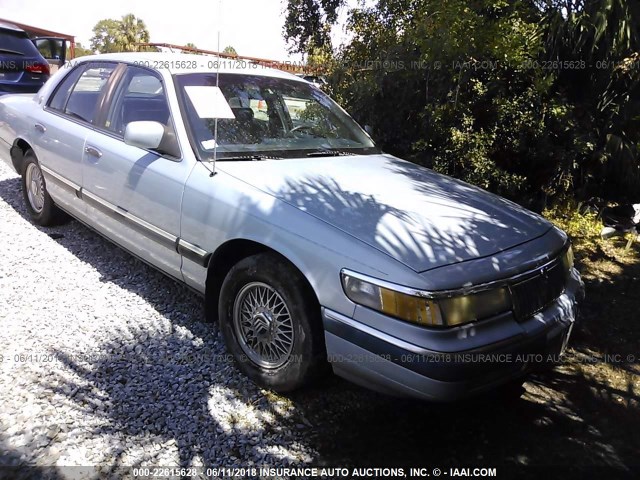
[124,121,164,150]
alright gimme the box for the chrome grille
[509,256,569,321]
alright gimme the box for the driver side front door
[81,64,195,280]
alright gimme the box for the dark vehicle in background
[0,22,51,95]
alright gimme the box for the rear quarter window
[47,63,117,124]
[48,65,86,111]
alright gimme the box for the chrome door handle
[34,123,46,133]
[84,145,103,158]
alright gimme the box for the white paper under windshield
[184,86,236,119]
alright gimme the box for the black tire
[218,252,327,392]
[21,149,68,226]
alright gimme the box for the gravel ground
[0,160,318,478]
[1,158,638,480]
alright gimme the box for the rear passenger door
[82,64,195,280]
[34,62,118,216]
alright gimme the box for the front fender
[179,163,420,316]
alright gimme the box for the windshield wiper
[0,49,25,56]
[306,150,357,157]
[210,154,282,162]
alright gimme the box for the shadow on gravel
[49,333,311,471]
[287,372,639,476]
[0,433,65,480]
[1,173,638,476]
[0,175,315,469]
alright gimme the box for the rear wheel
[21,150,67,226]
[218,253,326,392]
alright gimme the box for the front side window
[105,65,172,136]
[63,63,117,123]
[175,73,378,159]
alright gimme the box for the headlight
[341,272,444,326]
[438,287,511,326]
[341,271,512,328]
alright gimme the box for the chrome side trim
[177,238,211,267]
[40,165,81,195]
[341,242,570,300]
[82,189,177,249]
[53,201,204,298]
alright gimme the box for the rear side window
[0,30,41,57]
[63,64,117,123]
[48,66,85,111]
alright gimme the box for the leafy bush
[286,0,640,208]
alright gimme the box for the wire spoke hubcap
[233,282,294,369]
[26,163,45,213]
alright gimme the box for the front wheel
[218,253,327,392]
[21,150,67,226]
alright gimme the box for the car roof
[0,22,26,33]
[74,52,305,81]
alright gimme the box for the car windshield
[175,72,379,160]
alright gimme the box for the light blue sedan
[0,53,584,400]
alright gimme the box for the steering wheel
[287,124,316,137]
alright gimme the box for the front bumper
[324,268,584,401]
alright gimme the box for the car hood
[216,154,552,272]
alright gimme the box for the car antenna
[210,0,223,177]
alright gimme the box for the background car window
[64,64,116,123]
[34,38,65,61]
[48,65,85,112]
[35,41,53,59]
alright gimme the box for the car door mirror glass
[124,121,164,150]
